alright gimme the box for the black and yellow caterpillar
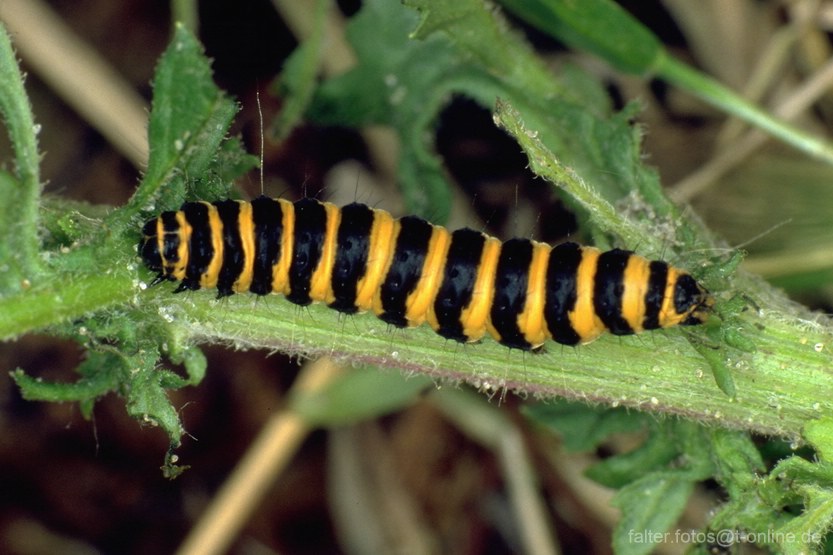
[139,197,713,350]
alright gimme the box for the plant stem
[0,23,42,286]
[0,269,134,338]
[133,272,831,442]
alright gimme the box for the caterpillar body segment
[139,197,713,350]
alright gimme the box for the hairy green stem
[0,23,42,288]
[0,269,135,338]
[120,271,830,442]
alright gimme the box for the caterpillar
[138,197,713,350]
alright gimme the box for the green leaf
[308,0,462,219]
[405,0,663,216]
[406,0,570,103]
[673,421,717,480]
[125,361,184,446]
[523,401,647,452]
[272,0,328,141]
[762,457,833,552]
[11,353,121,404]
[585,428,679,488]
[804,418,833,463]
[291,366,433,426]
[38,196,111,248]
[304,0,673,229]
[181,135,257,203]
[611,471,696,555]
[709,451,833,553]
[775,485,833,555]
[120,22,239,222]
[207,136,259,196]
[173,344,207,387]
[771,457,833,496]
[709,429,764,496]
[497,0,664,75]
[690,341,737,398]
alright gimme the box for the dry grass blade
[175,358,343,555]
[0,0,149,167]
[670,55,833,202]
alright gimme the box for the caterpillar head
[138,214,187,284]
[138,218,163,272]
[675,274,714,326]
